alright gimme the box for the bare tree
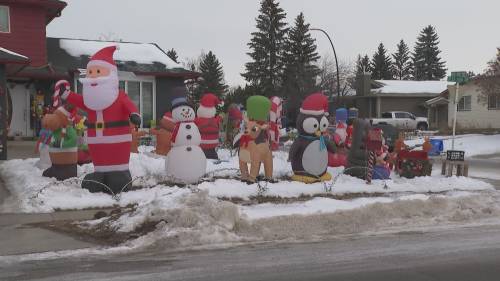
[317,53,355,99]
[476,48,500,106]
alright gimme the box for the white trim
[87,60,117,72]
[200,139,219,144]
[96,111,104,137]
[300,108,324,116]
[0,5,11,34]
[87,134,132,144]
[94,163,129,172]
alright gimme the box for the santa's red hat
[87,45,118,71]
[199,93,221,108]
[300,92,329,116]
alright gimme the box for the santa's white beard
[80,75,119,111]
[197,105,216,118]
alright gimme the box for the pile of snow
[58,38,183,69]
[406,134,500,157]
[0,147,493,214]
[373,80,453,95]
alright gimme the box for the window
[488,95,500,110]
[0,6,10,33]
[120,79,155,128]
[394,112,406,119]
[457,96,471,111]
[381,112,392,118]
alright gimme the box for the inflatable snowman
[165,88,207,184]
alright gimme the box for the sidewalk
[0,141,101,256]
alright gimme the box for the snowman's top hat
[170,86,190,110]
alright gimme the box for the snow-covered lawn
[0,135,498,254]
[406,134,500,157]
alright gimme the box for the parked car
[371,111,429,131]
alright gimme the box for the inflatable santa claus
[195,93,222,159]
[54,45,141,194]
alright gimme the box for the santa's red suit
[196,115,222,150]
[56,45,140,194]
[195,93,222,159]
[63,91,137,172]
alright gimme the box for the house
[353,73,451,120]
[0,0,197,139]
[445,80,500,130]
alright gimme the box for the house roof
[1,0,67,24]
[0,47,29,64]
[46,37,199,79]
[371,80,454,97]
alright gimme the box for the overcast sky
[47,0,500,87]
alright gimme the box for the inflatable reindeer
[237,117,273,183]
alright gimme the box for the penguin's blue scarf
[299,134,327,151]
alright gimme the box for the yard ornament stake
[54,45,141,194]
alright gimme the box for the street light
[310,28,340,100]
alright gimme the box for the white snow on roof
[0,47,28,59]
[373,80,455,95]
[58,39,183,69]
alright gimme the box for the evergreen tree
[355,54,371,76]
[412,25,447,80]
[242,0,288,97]
[281,12,320,121]
[370,43,393,80]
[196,51,228,102]
[166,48,179,63]
[392,39,412,80]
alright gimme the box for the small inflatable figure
[165,87,207,184]
[41,104,78,181]
[235,96,273,183]
[289,93,336,183]
[269,96,283,151]
[195,93,222,159]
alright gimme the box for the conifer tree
[392,39,412,80]
[197,51,228,102]
[355,54,371,76]
[281,12,320,116]
[166,48,179,63]
[242,0,288,97]
[371,43,393,80]
[412,25,447,80]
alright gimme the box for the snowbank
[0,147,493,214]
[406,134,500,157]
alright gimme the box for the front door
[8,84,30,137]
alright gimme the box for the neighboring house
[0,0,197,137]
[353,73,450,119]
[446,81,500,130]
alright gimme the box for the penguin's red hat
[300,92,329,116]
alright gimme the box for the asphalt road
[3,222,500,281]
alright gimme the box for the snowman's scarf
[299,134,327,151]
[171,121,191,144]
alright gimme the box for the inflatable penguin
[165,87,207,184]
[289,93,336,183]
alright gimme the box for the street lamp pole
[310,28,340,100]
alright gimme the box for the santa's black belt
[85,120,130,129]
